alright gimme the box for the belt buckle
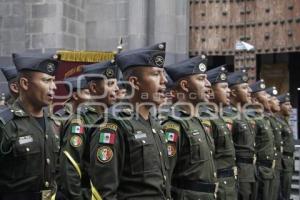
[41,190,52,200]
[233,166,238,179]
[253,155,257,165]
[214,182,219,198]
[272,160,276,169]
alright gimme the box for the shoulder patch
[201,120,212,134]
[163,123,180,132]
[99,123,118,144]
[0,107,14,125]
[163,122,180,143]
[55,108,66,117]
[99,123,118,131]
[71,118,84,125]
[97,146,113,163]
[70,135,83,147]
[201,120,211,127]
[167,143,177,157]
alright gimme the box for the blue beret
[116,42,166,72]
[277,93,290,103]
[13,52,58,76]
[207,65,227,84]
[227,69,249,87]
[82,61,118,81]
[64,76,88,92]
[165,55,207,81]
[265,87,278,96]
[250,79,266,93]
[1,67,18,82]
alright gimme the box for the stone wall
[0,0,189,65]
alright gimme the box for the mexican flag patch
[165,132,178,142]
[99,132,116,144]
[71,125,84,134]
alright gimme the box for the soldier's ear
[72,92,78,101]
[179,79,188,93]
[88,81,97,94]
[127,76,139,90]
[19,77,29,91]
[9,82,19,94]
[230,88,237,98]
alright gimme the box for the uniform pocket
[128,135,159,174]
[12,134,41,178]
[258,166,274,180]
[187,131,210,164]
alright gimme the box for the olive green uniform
[223,106,257,200]
[90,109,171,200]
[268,113,283,200]
[201,107,238,200]
[0,100,60,200]
[163,107,217,199]
[59,106,101,200]
[250,111,275,200]
[277,115,295,200]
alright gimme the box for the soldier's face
[254,91,270,110]
[91,78,119,106]
[212,82,231,106]
[269,96,280,112]
[136,67,167,106]
[24,72,57,107]
[280,101,292,116]
[75,89,91,104]
[188,74,211,103]
[231,83,252,104]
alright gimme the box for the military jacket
[162,107,217,197]
[59,105,101,199]
[267,113,283,170]
[223,106,256,182]
[249,111,275,179]
[209,110,236,170]
[276,115,295,172]
[90,109,171,200]
[0,100,60,194]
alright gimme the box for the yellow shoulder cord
[63,151,102,200]
[91,181,103,200]
[63,150,82,178]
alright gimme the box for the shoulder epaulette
[0,106,14,125]
[55,108,66,117]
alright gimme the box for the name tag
[18,135,33,145]
[192,131,200,136]
[134,131,147,139]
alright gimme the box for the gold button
[142,140,146,144]
[164,175,167,181]
[46,158,50,164]
[45,134,48,139]
[26,147,30,152]
[152,129,156,133]
[159,152,162,157]
[224,181,227,184]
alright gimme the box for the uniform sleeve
[59,115,86,200]
[162,121,181,176]
[89,119,125,200]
